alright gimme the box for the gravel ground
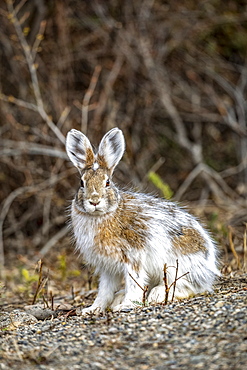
[0,274,246,370]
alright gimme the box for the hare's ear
[97,128,125,173]
[66,129,95,171]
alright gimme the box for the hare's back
[122,191,215,256]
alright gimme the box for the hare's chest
[92,218,146,269]
[71,211,97,252]
[71,208,145,270]
[71,212,122,259]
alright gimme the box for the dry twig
[163,264,170,305]
[163,261,190,305]
[32,260,48,305]
[228,226,241,270]
[243,224,247,272]
[128,272,149,306]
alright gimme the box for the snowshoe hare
[66,128,220,313]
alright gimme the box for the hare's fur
[66,128,220,313]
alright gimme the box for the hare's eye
[80,179,84,188]
[106,179,110,187]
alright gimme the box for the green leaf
[148,171,173,199]
[21,268,30,282]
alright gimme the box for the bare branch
[0,168,75,275]
[81,65,102,134]
[32,20,47,60]
[0,93,38,112]
[6,0,65,144]
[37,226,69,259]
[93,53,124,129]
[220,156,247,178]
[137,32,203,165]
[57,106,71,129]
[174,164,204,201]
[0,140,68,159]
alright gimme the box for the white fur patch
[93,162,99,170]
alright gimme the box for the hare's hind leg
[112,266,149,311]
[147,284,193,304]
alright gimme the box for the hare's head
[66,128,125,215]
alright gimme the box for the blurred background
[0,0,246,302]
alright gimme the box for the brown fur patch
[172,227,207,255]
[94,194,148,268]
[85,147,95,168]
[83,169,106,193]
[97,153,108,169]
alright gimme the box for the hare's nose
[90,201,100,207]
